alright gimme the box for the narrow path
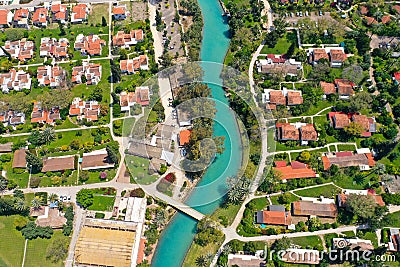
[65,208,85,267]
[21,239,28,267]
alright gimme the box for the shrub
[95,212,105,219]
[130,188,145,198]
[99,172,107,179]
[164,173,176,183]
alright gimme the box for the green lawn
[360,231,378,248]
[88,195,116,211]
[291,236,323,249]
[125,155,159,185]
[294,184,342,198]
[261,32,295,55]
[79,169,117,185]
[183,238,224,267]
[383,211,400,228]
[270,193,299,205]
[210,203,242,227]
[0,215,26,267]
[24,231,69,267]
[337,144,357,152]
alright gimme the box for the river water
[151,0,242,266]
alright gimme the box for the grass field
[337,144,357,152]
[291,236,323,249]
[0,215,26,266]
[210,203,242,227]
[270,193,299,205]
[383,211,400,228]
[183,238,224,267]
[261,32,295,55]
[88,195,115,211]
[125,155,159,185]
[24,231,70,267]
[294,184,342,198]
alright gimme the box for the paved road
[65,207,85,267]
[148,0,164,64]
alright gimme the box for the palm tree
[205,252,214,263]
[221,244,232,256]
[42,127,55,144]
[31,197,42,210]
[154,209,168,228]
[372,163,386,176]
[48,193,58,203]
[195,255,208,267]
[14,199,27,211]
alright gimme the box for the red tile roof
[269,91,286,106]
[179,130,191,146]
[277,123,299,140]
[257,210,292,225]
[274,161,317,180]
[113,6,126,15]
[12,148,26,168]
[394,72,400,82]
[381,15,391,24]
[42,156,75,172]
[292,201,338,217]
[14,9,29,22]
[287,91,303,105]
[32,7,48,24]
[333,113,350,129]
[330,49,346,62]
[352,114,370,131]
[320,81,336,95]
[0,10,9,25]
[313,49,329,61]
[300,124,318,141]
[335,79,355,96]
[393,5,400,14]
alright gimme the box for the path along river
[151,1,242,266]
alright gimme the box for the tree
[106,145,119,164]
[372,163,386,176]
[344,122,365,136]
[342,65,364,85]
[0,176,8,193]
[42,127,55,144]
[76,189,94,208]
[31,197,42,210]
[101,16,107,27]
[48,193,58,203]
[155,9,162,26]
[70,139,80,150]
[195,255,207,267]
[298,151,311,163]
[58,22,66,36]
[348,92,373,113]
[46,236,69,263]
[13,215,28,230]
[345,194,378,221]
[154,209,168,227]
[79,171,89,182]
[14,198,27,212]
[110,60,121,82]
[26,151,43,174]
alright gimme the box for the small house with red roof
[37,65,66,88]
[320,81,336,98]
[381,15,391,24]
[51,3,68,24]
[69,97,100,121]
[256,207,292,226]
[120,91,136,112]
[276,122,318,145]
[135,86,150,106]
[329,49,346,68]
[71,3,89,24]
[74,34,106,56]
[31,101,61,125]
[273,160,318,181]
[72,62,102,85]
[13,8,29,28]
[40,37,69,58]
[179,129,191,146]
[3,39,34,62]
[0,110,25,127]
[120,55,149,75]
[32,7,48,28]
[113,30,144,48]
[0,9,13,28]
[392,5,400,14]
[321,148,375,171]
[113,5,127,20]
[262,88,304,110]
[334,79,355,99]
[0,68,32,93]
[328,112,376,136]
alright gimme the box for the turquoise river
[151,0,242,266]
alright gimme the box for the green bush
[95,212,105,219]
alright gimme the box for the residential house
[328,112,376,136]
[292,199,338,218]
[262,88,303,110]
[329,49,346,68]
[393,5,400,15]
[0,9,13,28]
[113,5,127,20]
[30,205,67,229]
[337,189,385,207]
[135,86,150,106]
[388,228,400,252]
[381,15,391,24]
[0,142,12,153]
[42,155,75,172]
[37,65,66,88]
[332,238,374,250]
[256,205,292,225]
[51,3,68,24]
[71,4,89,24]
[365,16,378,25]
[0,110,25,126]
[40,37,69,58]
[227,253,266,267]
[120,55,149,74]
[13,9,29,28]
[321,148,376,171]
[31,101,61,125]
[273,160,318,181]
[74,34,106,56]
[0,68,31,93]
[320,81,336,99]
[179,129,191,146]
[281,249,321,265]
[81,149,115,170]
[309,48,329,65]
[32,7,48,27]
[69,97,100,121]
[257,54,302,77]
[335,79,355,99]
[12,148,27,168]
[276,122,318,145]
[119,91,136,112]
[72,62,102,85]
[4,39,34,62]
[113,30,144,48]
[359,5,369,15]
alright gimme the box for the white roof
[356,148,371,154]
[124,197,146,223]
